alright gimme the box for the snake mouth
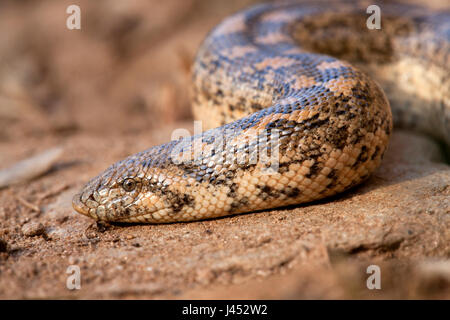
[72,192,89,216]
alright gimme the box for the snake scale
[72,0,450,223]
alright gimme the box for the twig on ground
[0,147,63,188]
[14,195,41,213]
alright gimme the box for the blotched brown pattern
[73,1,449,223]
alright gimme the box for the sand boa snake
[72,1,450,223]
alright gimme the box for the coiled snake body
[73,1,450,223]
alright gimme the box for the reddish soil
[0,0,448,299]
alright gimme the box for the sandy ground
[0,0,448,299]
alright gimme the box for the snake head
[72,156,146,222]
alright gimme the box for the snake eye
[122,178,136,192]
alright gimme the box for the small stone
[46,227,68,240]
[196,268,215,285]
[21,222,45,237]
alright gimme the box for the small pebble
[195,268,215,285]
[21,222,45,237]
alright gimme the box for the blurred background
[0,0,262,143]
[0,0,447,144]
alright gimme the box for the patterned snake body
[73,1,450,223]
